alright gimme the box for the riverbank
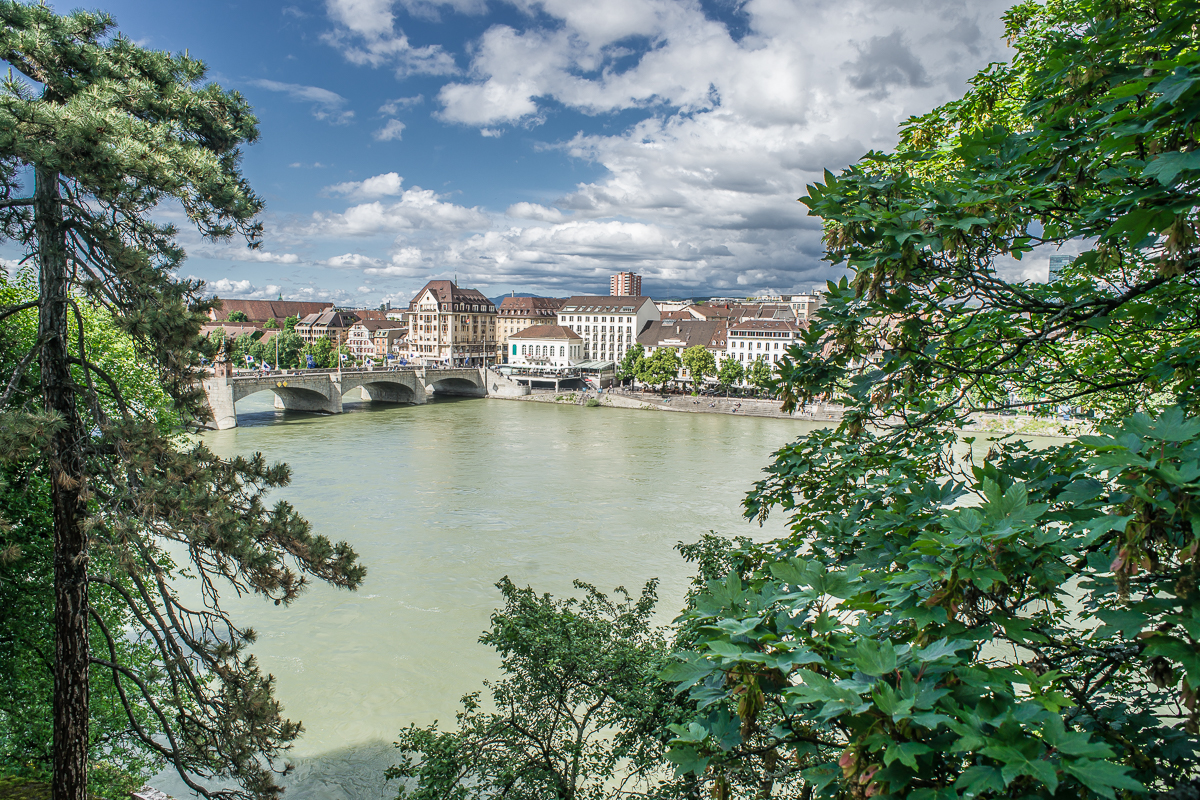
[492,389,838,421]
[490,389,1084,437]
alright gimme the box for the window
[521,345,527,355]
[559,346,565,356]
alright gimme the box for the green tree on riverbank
[639,349,680,391]
[661,1,1200,797]
[681,346,715,391]
[745,358,771,393]
[0,7,364,799]
[303,337,335,368]
[716,357,743,391]
[388,579,687,800]
[618,343,646,384]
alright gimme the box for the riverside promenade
[494,388,1083,437]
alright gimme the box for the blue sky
[13,0,1020,303]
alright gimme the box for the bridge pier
[421,367,489,398]
[359,382,426,404]
[273,387,343,415]
[202,376,238,430]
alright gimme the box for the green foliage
[261,318,277,329]
[585,397,601,408]
[716,358,743,389]
[303,337,334,368]
[0,469,163,800]
[638,348,681,391]
[618,343,646,382]
[745,358,772,392]
[0,275,181,796]
[388,579,685,800]
[668,413,1200,797]
[680,346,716,388]
[273,331,303,370]
[663,1,1200,798]
[283,315,299,332]
[226,311,249,322]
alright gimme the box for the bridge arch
[426,376,486,397]
[337,371,427,405]
[353,379,420,404]
[234,384,342,416]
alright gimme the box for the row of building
[202,274,825,380]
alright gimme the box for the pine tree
[0,5,365,799]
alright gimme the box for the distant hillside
[488,292,550,305]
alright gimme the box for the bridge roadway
[202,366,491,429]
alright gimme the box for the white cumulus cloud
[379,94,424,114]
[325,253,385,268]
[364,246,428,277]
[312,187,491,235]
[322,0,460,75]
[506,202,564,222]
[374,119,407,141]
[195,245,302,265]
[326,172,406,198]
[203,278,285,299]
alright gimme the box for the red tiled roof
[209,299,332,322]
[409,281,496,312]
[509,325,582,340]
[636,319,728,350]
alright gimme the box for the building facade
[508,325,584,368]
[347,319,405,359]
[408,280,498,366]
[610,272,641,296]
[555,296,659,364]
[374,329,406,359]
[496,296,566,363]
[295,310,358,346]
[725,319,803,366]
[780,291,825,322]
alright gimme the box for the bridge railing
[227,367,423,380]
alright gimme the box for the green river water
[154,393,820,799]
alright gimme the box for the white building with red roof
[508,325,583,368]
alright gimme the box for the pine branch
[0,299,37,321]
[0,341,40,408]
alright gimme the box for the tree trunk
[37,166,90,800]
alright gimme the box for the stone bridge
[202,367,487,429]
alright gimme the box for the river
[153,393,820,800]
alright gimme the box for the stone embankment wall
[494,388,843,422]
[493,389,1084,435]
